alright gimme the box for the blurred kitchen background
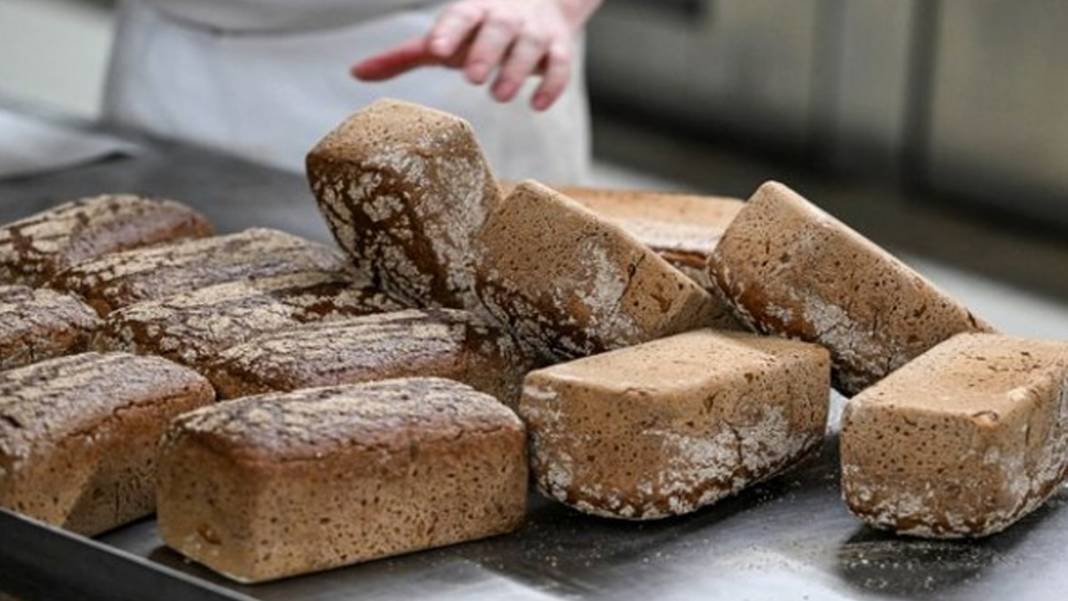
[2,0,1067,337]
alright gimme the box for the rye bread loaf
[307,99,499,311]
[157,378,527,583]
[0,194,212,286]
[0,285,101,370]
[841,333,1068,538]
[708,181,994,395]
[49,228,350,315]
[476,181,718,363]
[0,352,214,535]
[93,271,404,368]
[204,308,532,406]
[521,329,830,519]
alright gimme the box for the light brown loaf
[49,227,350,315]
[476,181,718,363]
[708,181,994,395]
[841,333,1068,538]
[93,271,404,368]
[0,285,101,370]
[0,194,212,286]
[0,352,214,535]
[203,308,532,406]
[521,329,830,519]
[307,99,499,311]
[157,378,527,583]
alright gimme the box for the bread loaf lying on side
[204,308,532,406]
[50,227,350,315]
[842,333,1068,538]
[93,271,404,368]
[0,194,212,286]
[0,285,101,370]
[521,329,830,519]
[307,99,499,311]
[157,378,527,583]
[476,181,718,363]
[0,352,214,535]
[708,181,994,395]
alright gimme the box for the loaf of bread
[204,308,531,406]
[521,329,830,519]
[476,181,717,362]
[0,352,214,535]
[157,377,527,583]
[307,99,500,311]
[841,333,1068,538]
[49,227,350,315]
[93,271,404,368]
[708,181,994,395]
[0,285,101,370]
[0,194,212,286]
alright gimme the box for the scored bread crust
[0,285,101,370]
[708,181,994,395]
[0,352,215,535]
[203,308,532,406]
[157,378,527,583]
[93,271,404,368]
[49,228,350,315]
[0,194,212,286]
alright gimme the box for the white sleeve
[135,0,444,33]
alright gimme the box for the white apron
[102,0,592,183]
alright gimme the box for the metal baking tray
[2,107,1067,601]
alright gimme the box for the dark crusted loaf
[0,285,101,370]
[0,194,212,286]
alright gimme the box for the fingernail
[494,81,516,101]
[467,62,490,83]
[533,94,550,111]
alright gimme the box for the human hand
[352,0,603,111]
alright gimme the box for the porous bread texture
[0,194,212,286]
[841,333,1068,538]
[204,308,533,406]
[520,329,830,519]
[708,181,994,395]
[157,378,527,583]
[476,181,719,363]
[307,98,499,312]
[0,352,214,535]
[49,227,350,315]
[93,271,403,368]
[0,285,101,370]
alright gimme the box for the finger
[463,12,522,84]
[531,43,571,110]
[492,31,550,102]
[351,37,437,81]
[427,2,486,59]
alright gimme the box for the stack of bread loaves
[2,99,1065,588]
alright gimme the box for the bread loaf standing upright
[0,352,215,535]
[476,181,718,363]
[204,308,533,406]
[841,333,1068,538]
[0,285,101,370]
[94,271,404,368]
[0,195,212,286]
[708,181,994,395]
[50,228,350,315]
[307,99,499,311]
[157,378,527,583]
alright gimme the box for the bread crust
[0,352,215,535]
[203,308,532,406]
[0,195,212,285]
[50,228,350,315]
[0,285,101,370]
[708,181,994,395]
[841,333,1068,538]
[93,271,404,368]
[157,378,527,583]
